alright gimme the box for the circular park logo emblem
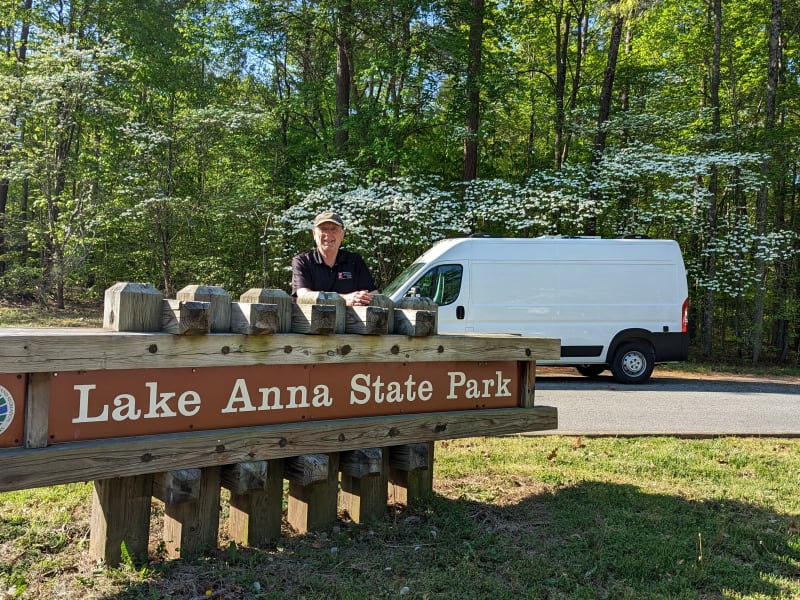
[0,385,15,437]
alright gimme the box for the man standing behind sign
[291,211,378,307]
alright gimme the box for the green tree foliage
[0,0,797,364]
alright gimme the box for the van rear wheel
[610,342,655,384]
[576,365,606,377]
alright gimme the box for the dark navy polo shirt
[291,248,377,297]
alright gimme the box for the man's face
[313,223,344,255]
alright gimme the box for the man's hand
[345,290,375,306]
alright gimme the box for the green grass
[3,436,800,599]
[0,301,103,328]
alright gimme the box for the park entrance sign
[0,283,559,566]
[47,361,519,442]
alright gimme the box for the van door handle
[456,306,465,319]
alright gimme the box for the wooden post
[25,373,49,449]
[369,294,394,334]
[227,459,284,547]
[161,299,211,335]
[286,453,340,533]
[339,448,388,523]
[230,302,279,335]
[239,288,292,333]
[393,296,438,336]
[290,303,337,334]
[103,282,163,332]
[297,291,346,333]
[89,474,153,567]
[160,466,221,559]
[153,469,201,504]
[519,360,536,408]
[388,442,434,506]
[176,285,231,333]
[345,306,389,335]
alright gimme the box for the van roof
[415,236,683,263]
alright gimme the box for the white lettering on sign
[221,379,333,414]
[446,371,511,400]
[67,366,515,426]
[72,382,202,423]
[349,374,433,404]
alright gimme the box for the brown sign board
[47,361,520,443]
[0,374,26,448]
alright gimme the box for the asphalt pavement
[530,368,800,437]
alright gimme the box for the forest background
[0,0,798,366]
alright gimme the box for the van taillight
[682,298,689,332]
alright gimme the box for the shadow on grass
[94,480,800,600]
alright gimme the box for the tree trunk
[553,4,569,170]
[334,0,353,150]
[752,0,782,363]
[561,6,587,167]
[701,0,722,357]
[462,0,484,182]
[586,10,624,235]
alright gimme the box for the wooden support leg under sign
[339,448,388,523]
[286,453,340,533]
[388,442,434,506]
[159,466,222,559]
[227,459,285,547]
[89,474,153,567]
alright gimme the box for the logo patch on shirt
[338,271,353,280]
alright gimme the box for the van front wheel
[610,342,655,384]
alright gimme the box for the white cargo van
[384,236,689,384]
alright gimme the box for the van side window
[410,264,463,305]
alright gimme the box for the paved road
[531,368,800,437]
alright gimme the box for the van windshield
[383,261,425,297]
[386,263,463,305]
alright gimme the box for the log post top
[0,282,560,373]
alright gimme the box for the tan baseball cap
[313,211,345,228]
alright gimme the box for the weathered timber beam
[176,285,231,333]
[153,468,201,504]
[290,304,337,334]
[0,332,559,372]
[221,461,269,494]
[389,443,429,472]
[229,302,279,335]
[340,447,383,478]
[0,407,557,492]
[285,454,330,486]
[345,306,389,335]
[161,300,211,335]
[393,309,436,337]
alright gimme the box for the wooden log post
[393,296,438,337]
[103,282,163,332]
[230,302,279,335]
[176,285,231,333]
[297,291,346,333]
[339,448,388,523]
[285,453,340,533]
[25,372,49,449]
[226,460,284,547]
[345,306,389,335]
[369,294,394,334]
[239,289,292,333]
[290,303,337,334]
[388,442,434,506]
[156,467,222,559]
[89,474,153,567]
[161,300,211,335]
